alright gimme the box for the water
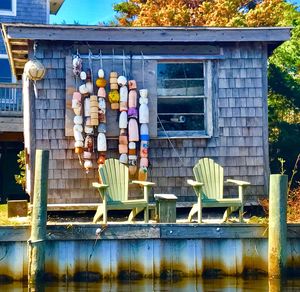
[1,278,300,291]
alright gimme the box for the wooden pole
[268,174,288,278]
[28,149,49,284]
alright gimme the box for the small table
[154,194,177,223]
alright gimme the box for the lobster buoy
[98,69,105,78]
[138,166,148,181]
[140,140,149,158]
[140,124,149,141]
[84,160,93,172]
[117,75,127,86]
[139,104,149,124]
[128,107,138,119]
[98,123,106,133]
[128,90,137,108]
[128,119,139,142]
[120,86,128,102]
[128,80,137,90]
[140,157,149,168]
[84,135,94,152]
[24,59,46,81]
[119,154,128,164]
[119,111,128,129]
[97,133,107,152]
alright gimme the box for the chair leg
[222,206,239,223]
[188,204,199,222]
[144,205,149,223]
[93,205,104,223]
[128,207,144,222]
[239,206,244,222]
[222,207,230,223]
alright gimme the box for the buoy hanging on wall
[24,59,46,81]
[96,50,107,166]
[137,52,150,181]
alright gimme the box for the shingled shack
[2,24,290,206]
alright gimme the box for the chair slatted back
[193,158,224,200]
[99,159,129,202]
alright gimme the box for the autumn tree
[114,0,293,27]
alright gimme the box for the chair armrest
[132,180,155,187]
[225,179,250,186]
[187,179,204,187]
[132,180,155,202]
[92,182,109,189]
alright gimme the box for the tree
[114,0,294,27]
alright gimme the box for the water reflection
[1,277,300,291]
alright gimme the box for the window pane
[158,97,204,114]
[157,62,206,135]
[0,0,12,10]
[157,79,204,96]
[157,63,204,79]
[0,59,12,82]
[157,63,204,96]
[158,114,204,131]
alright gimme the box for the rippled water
[1,277,300,291]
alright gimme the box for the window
[0,0,16,16]
[0,56,12,83]
[157,62,212,137]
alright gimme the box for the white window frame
[0,0,17,16]
[157,60,213,138]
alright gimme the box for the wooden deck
[41,202,194,212]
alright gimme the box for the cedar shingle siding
[31,41,268,203]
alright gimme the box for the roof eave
[2,24,292,80]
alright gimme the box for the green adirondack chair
[92,158,155,223]
[187,158,250,223]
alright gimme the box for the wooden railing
[0,83,22,114]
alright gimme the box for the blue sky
[50,0,300,25]
[50,0,123,25]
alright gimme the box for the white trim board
[0,0,17,16]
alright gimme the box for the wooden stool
[154,194,177,223]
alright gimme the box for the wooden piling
[268,174,288,278]
[28,150,49,284]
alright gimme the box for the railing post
[268,174,288,278]
[28,149,49,284]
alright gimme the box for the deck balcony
[0,83,23,133]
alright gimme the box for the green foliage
[15,150,26,190]
[268,11,300,184]
[113,1,141,26]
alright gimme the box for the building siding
[0,0,48,54]
[28,41,268,204]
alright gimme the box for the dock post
[28,150,49,284]
[268,174,288,278]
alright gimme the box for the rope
[141,51,145,88]
[33,41,37,58]
[112,48,115,71]
[88,49,94,84]
[129,53,133,80]
[99,49,103,68]
[157,115,184,166]
[122,50,127,77]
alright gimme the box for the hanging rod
[76,54,224,60]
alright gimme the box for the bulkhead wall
[27,41,268,204]
[1,235,300,280]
